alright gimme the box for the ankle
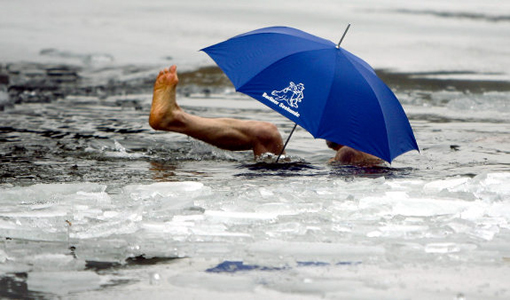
[149,108,184,131]
[148,111,164,130]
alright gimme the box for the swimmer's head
[326,140,344,151]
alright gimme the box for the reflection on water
[235,161,415,179]
[329,165,415,179]
[149,161,178,181]
[236,161,324,178]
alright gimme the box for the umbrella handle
[276,123,298,163]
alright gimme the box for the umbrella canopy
[201,26,418,163]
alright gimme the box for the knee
[249,122,284,156]
[251,122,283,155]
[256,122,281,144]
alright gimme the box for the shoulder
[334,147,360,164]
[332,146,385,166]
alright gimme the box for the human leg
[149,65,284,157]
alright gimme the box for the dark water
[2,64,509,186]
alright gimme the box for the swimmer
[149,65,384,166]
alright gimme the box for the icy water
[1,0,510,299]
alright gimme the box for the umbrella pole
[276,123,298,163]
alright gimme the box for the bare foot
[149,65,184,130]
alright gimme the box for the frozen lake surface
[1,0,510,299]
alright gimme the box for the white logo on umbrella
[262,82,304,118]
[270,82,305,108]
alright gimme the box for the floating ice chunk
[26,253,84,271]
[366,231,382,238]
[0,206,68,218]
[124,181,209,201]
[167,271,256,293]
[422,173,510,203]
[190,225,251,238]
[141,215,205,235]
[472,173,510,201]
[254,202,306,216]
[70,218,140,239]
[424,243,460,253]
[360,191,476,218]
[487,203,510,219]
[101,210,119,219]
[459,201,487,220]
[0,183,107,204]
[469,221,501,241]
[265,222,307,238]
[27,271,104,295]
[205,210,279,223]
[76,191,111,205]
[0,249,9,263]
[394,198,471,217]
[142,221,190,236]
[248,240,384,262]
[482,173,510,194]
[114,139,127,153]
[172,214,205,223]
[423,177,470,193]
[358,191,408,208]
[331,224,352,233]
[447,219,473,234]
[102,139,145,159]
[375,224,430,238]
[258,187,274,198]
[385,179,425,191]
[0,225,69,242]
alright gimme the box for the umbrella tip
[337,23,351,48]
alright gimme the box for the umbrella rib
[315,51,340,138]
[343,51,392,161]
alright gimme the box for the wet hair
[326,140,342,150]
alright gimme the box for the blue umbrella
[201,25,418,163]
